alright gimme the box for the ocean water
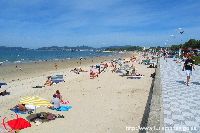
[0,49,114,64]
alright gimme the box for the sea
[0,49,115,65]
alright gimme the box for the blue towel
[10,108,27,114]
[52,79,64,84]
[53,106,72,111]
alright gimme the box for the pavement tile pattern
[160,58,200,133]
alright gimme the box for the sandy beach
[0,52,155,133]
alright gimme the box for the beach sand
[0,52,155,133]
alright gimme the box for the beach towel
[6,118,31,130]
[53,106,72,111]
[2,114,31,131]
[10,108,27,114]
[10,108,33,114]
[61,100,70,105]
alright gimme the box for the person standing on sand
[54,63,58,69]
[163,50,167,61]
[182,54,195,86]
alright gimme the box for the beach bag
[47,113,56,120]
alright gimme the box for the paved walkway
[160,58,200,133]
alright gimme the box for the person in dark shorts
[163,50,167,61]
[182,54,195,86]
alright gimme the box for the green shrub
[192,56,200,65]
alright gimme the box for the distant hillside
[104,45,143,51]
[0,45,143,51]
[37,46,95,51]
[0,46,29,51]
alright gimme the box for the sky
[0,0,200,48]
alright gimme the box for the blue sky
[0,0,200,48]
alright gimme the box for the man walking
[182,54,195,86]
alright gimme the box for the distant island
[104,45,143,51]
[0,46,30,51]
[37,46,95,51]
[0,45,143,52]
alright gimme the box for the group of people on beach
[88,56,146,78]
[12,90,64,112]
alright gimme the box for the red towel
[7,118,31,130]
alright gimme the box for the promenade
[160,58,200,133]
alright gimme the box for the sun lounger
[55,75,63,79]
[51,75,65,84]
[51,78,64,84]
[0,82,7,88]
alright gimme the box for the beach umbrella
[19,96,52,113]
[20,96,52,106]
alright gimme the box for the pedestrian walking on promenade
[182,54,195,86]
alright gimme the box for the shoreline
[0,52,130,82]
[0,50,119,65]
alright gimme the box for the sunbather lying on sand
[11,104,27,112]
[70,68,80,74]
[90,68,99,79]
[111,64,117,73]
[0,90,10,96]
[79,68,88,72]
[70,68,88,74]
[44,76,53,86]
[100,63,109,73]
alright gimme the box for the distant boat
[102,51,112,53]
[14,61,21,63]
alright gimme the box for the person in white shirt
[51,94,60,109]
